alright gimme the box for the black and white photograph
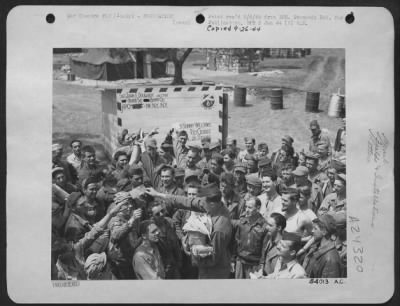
[51,47,347,281]
[6,5,394,303]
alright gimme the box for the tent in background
[70,48,135,81]
[70,48,169,81]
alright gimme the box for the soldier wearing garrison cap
[305,152,328,188]
[233,162,248,197]
[145,183,233,279]
[309,120,332,155]
[318,173,346,217]
[290,165,323,214]
[244,173,262,202]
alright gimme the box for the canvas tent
[70,48,135,81]
[70,48,169,81]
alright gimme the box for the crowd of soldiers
[51,118,347,280]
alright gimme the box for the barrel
[328,94,345,118]
[233,86,247,106]
[269,88,283,110]
[305,91,320,112]
[191,79,203,85]
[67,73,75,81]
[203,81,215,86]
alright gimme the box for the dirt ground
[53,48,345,160]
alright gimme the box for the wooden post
[221,93,229,148]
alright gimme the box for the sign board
[103,85,225,154]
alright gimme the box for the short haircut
[281,165,293,172]
[140,220,156,236]
[103,175,118,188]
[178,130,188,138]
[160,165,175,177]
[282,189,300,201]
[270,212,287,231]
[186,183,199,190]
[262,173,278,182]
[114,150,128,162]
[83,176,99,189]
[258,142,268,151]
[130,167,143,177]
[70,139,82,147]
[82,145,96,155]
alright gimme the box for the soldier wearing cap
[271,135,298,170]
[303,214,342,278]
[281,188,313,238]
[184,168,202,188]
[237,137,257,163]
[318,173,346,217]
[157,165,185,217]
[309,120,332,155]
[263,231,306,279]
[145,183,233,279]
[52,167,79,195]
[258,157,273,179]
[64,177,109,256]
[317,142,331,172]
[258,169,283,220]
[223,137,240,160]
[231,197,267,279]
[233,163,248,197]
[321,163,342,199]
[305,152,328,187]
[209,141,222,155]
[333,211,347,277]
[291,165,323,213]
[220,172,244,220]
[276,165,295,195]
[244,154,258,174]
[107,194,142,279]
[244,173,262,202]
[53,143,77,185]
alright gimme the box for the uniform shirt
[221,191,245,220]
[157,184,185,217]
[237,149,257,163]
[132,242,165,280]
[260,232,282,275]
[173,139,189,169]
[258,192,283,220]
[318,157,332,173]
[309,133,332,154]
[67,153,82,172]
[232,212,268,264]
[266,257,306,279]
[318,193,346,216]
[56,224,105,280]
[321,179,335,199]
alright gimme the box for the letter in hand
[145,187,162,198]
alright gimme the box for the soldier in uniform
[309,120,332,154]
[233,163,248,198]
[132,220,165,280]
[231,197,268,279]
[238,137,257,162]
